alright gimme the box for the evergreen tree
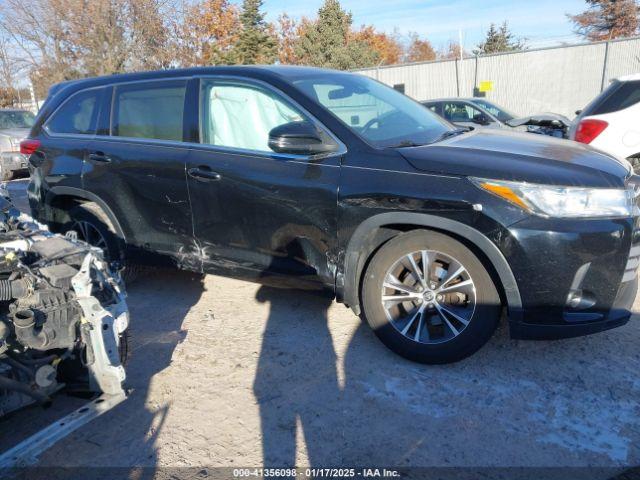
[294,0,379,70]
[475,21,525,54]
[226,0,276,65]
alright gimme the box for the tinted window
[469,99,516,122]
[422,102,438,113]
[112,81,186,141]
[0,111,35,129]
[293,73,450,148]
[586,80,640,116]
[46,89,100,135]
[201,80,306,152]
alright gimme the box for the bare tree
[0,0,172,97]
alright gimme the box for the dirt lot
[1,180,640,476]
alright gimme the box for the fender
[341,212,523,321]
[45,186,127,242]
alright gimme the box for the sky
[258,0,589,50]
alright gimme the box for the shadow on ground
[251,287,640,474]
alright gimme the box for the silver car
[422,98,570,138]
[0,109,36,180]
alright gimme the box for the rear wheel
[361,230,501,364]
[64,202,139,283]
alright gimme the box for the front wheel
[361,230,501,364]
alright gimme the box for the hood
[399,128,630,188]
[506,113,571,128]
[0,127,30,145]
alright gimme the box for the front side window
[470,99,516,122]
[200,80,305,153]
[0,111,35,129]
[112,81,186,141]
[443,102,486,123]
[292,73,451,148]
[46,89,100,135]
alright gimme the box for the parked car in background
[423,98,570,138]
[0,109,36,180]
[21,66,640,364]
[570,74,640,167]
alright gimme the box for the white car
[570,74,640,165]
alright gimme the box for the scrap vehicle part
[0,191,129,418]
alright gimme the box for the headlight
[470,177,636,218]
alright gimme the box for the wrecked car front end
[0,196,128,417]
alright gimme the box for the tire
[361,230,501,364]
[64,202,140,283]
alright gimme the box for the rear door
[185,77,342,288]
[83,79,195,267]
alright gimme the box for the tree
[568,0,639,41]
[0,36,19,101]
[352,26,403,65]
[171,0,240,66]
[475,21,525,54]
[294,0,379,70]
[226,0,277,64]
[0,0,171,98]
[439,41,467,60]
[275,13,304,64]
[405,33,436,62]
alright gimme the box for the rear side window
[112,81,186,141]
[585,80,640,116]
[46,89,101,135]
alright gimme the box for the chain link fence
[355,36,640,119]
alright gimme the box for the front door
[186,78,342,289]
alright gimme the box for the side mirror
[268,121,338,155]
[472,113,490,125]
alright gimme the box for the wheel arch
[44,186,126,242]
[341,212,522,320]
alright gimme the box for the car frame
[20,66,640,364]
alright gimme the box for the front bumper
[497,214,639,340]
[510,275,636,339]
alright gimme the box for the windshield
[292,73,452,148]
[0,110,35,129]
[469,99,517,123]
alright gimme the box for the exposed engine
[0,195,128,418]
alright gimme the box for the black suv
[21,66,639,363]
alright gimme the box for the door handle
[88,152,111,163]
[187,166,221,182]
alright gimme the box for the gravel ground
[1,180,639,477]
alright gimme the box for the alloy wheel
[69,220,109,251]
[381,249,476,344]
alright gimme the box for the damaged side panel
[186,145,341,290]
